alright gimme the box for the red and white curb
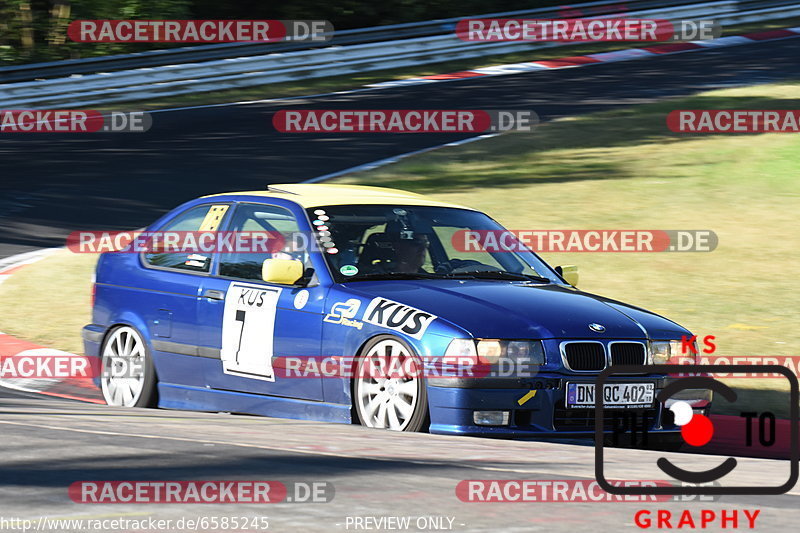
[0,248,60,286]
[0,249,103,403]
[369,28,800,89]
[0,333,103,403]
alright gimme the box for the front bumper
[427,374,696,437]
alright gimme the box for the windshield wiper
[342,271,551,283]
[344,272,439,281]
[444,271,551,283]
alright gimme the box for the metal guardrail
[0,0,705,83]
[1,0,798,108]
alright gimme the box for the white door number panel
[221,283,282,382]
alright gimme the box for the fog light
[664,388,713,409]
[473,410,510,426]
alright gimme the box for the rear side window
[144,204,229,272]
[218,203,305,282]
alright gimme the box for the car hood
[344,280,689,340]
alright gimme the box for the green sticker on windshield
[340,265,358,276]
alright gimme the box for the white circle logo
[669,400,694,426]
[293,290,309,310]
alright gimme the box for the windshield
[307,205,561,284]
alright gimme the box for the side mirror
[262,258,304,285]
[555,265,579,287]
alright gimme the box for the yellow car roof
[206,183,475,210]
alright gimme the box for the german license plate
[566,382,654,409]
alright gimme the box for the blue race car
[83,184,709,438]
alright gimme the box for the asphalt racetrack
[1,393,799,532]
[1,35,799,531]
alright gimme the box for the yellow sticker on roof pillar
[199,205,229,231]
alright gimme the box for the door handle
[203,289,225,300]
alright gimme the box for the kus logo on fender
[363,298,436,339]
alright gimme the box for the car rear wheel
[353,336,428,432]
[100,326,157,407]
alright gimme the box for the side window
[218,204,305,282]
[144,204,229,272]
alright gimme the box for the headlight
[444,338,477,359]
[445,339,544,366]
[476,340,503,364]
[506,340,544,365]
[649,340,695,364]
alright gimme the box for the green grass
[0,252,97,355]
[94,16,800,111]
[718,383,792,419]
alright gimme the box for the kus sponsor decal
[362,298,436,340]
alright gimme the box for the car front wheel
[353,336,428,432]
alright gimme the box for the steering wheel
[435,259,502,274]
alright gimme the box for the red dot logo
[680,413,714,447]
[670,400,713,447]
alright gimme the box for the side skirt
[157,383,352,424]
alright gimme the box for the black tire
[352,335,429,432]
